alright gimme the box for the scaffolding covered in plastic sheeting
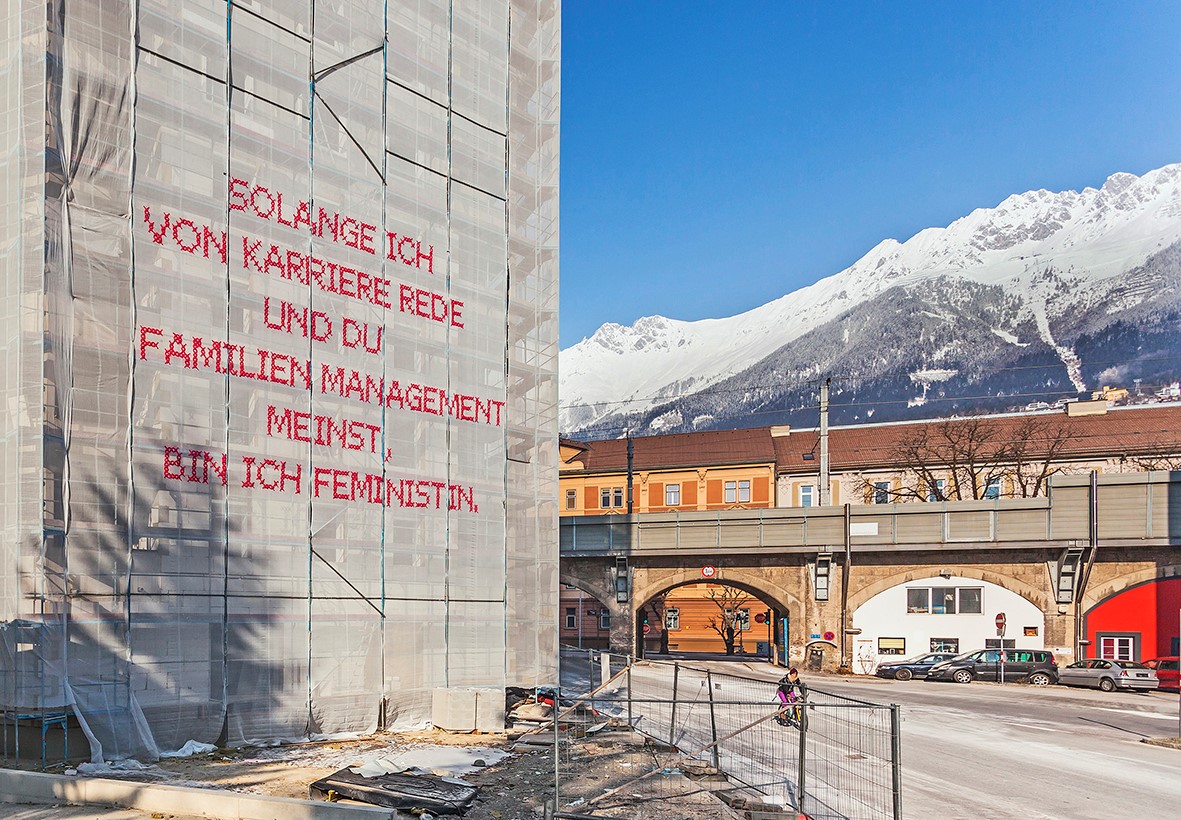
[0,0,561,764]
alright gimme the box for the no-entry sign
[995,612,1007,636]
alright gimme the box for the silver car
[1058,659,1159,692]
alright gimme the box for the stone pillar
[607,598,635,657]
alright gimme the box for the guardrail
[560,471,1181,555]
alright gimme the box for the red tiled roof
[567,404,1181,475]
[574,427,777,473]
[774,405,1181,473]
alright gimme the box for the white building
[0,0,559,761]
[852,576,1046,673]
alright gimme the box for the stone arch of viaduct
[561,552,1180,663]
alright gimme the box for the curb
[0,768,403,820]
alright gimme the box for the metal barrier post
[891,704,903,820]
[626,664,633,727]
[669,663,680,746]
[552,686,560,815]
[797,704,808,815]
[706,671,720,769]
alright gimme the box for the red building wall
[1084,577,1181,660]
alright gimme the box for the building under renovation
[0,0,559,762]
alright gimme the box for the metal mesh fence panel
[558,656,902,820]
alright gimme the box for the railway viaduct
[559,472,1181,668]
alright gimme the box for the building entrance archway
[634,575,802,664]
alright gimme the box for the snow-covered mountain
[560,164,1181,437]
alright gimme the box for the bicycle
[774,689,804,728]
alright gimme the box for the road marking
[1095,707,1178,722]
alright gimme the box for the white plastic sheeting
[0,0,559,762]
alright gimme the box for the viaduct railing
[560,471,1181,555]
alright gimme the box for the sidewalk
[0,807,204,819]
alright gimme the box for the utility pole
[626,432,635,514]
[819,378,831,506]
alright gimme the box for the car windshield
[1113,661,1148,670]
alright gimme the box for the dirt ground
[136,726,754,819]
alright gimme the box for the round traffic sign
[754,613,766,624]
[995,613,1006,629]
[642,622,651,635]
[701,565,717,579]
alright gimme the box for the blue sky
[558,2,1181,348]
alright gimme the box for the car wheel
[1098,677,1116,693]
[1027,672,1052,686]
[895,668,913,682]
[952,669,973,684]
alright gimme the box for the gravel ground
[8,725,755,820]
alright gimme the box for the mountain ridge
[560,164,1181,437]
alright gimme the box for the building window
[930,637,959,653]
[927,479,946,502]
[957,588,982,614]
[931,588,957,615]
[800,484,815,507]
[599,487,624,508]
[984,639,1016,650]
[726,608,751,631]
[907,586,983,615]
[878,637,906,656]
[725,480,751,504]
[1098,634,1138,661]
[873,481,891,504]
[665,483,681,506]
[983,478,1001,500]
[565,489,577,510]
[665,608,680,630]
[564,608,576,629]
[599,612,611,630]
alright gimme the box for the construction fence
[553,648,901,819]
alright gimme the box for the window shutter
[706,480,722,505]
[650,482,663,507]
[584,486,598,510]
[753,476,768,503]
[682,481,698,506]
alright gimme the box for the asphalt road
[719,661,1181,820]
[561,653,1181,819]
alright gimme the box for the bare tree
[704,586,752,655]
[1126,453,1181,471]
[855,417,1013,502]
[1008,416,1078,497]
[855,415,1082,502]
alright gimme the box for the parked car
[925,649,1058,685]
[1144,657,1180,691]
[1058,659,1159,692]
[874,652,957,681]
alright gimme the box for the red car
[1144,657,1180,691]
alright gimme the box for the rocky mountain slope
[560,164,1181,437]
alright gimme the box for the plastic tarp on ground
[0,0,560,762]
